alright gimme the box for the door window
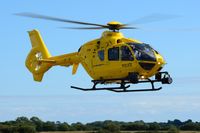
[108,47,119,61]
[98,50,104,61]
[121,46,134,61]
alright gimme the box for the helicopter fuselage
[79,31,165,80]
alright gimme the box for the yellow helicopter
[17,13,172,92]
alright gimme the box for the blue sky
[0,0,200,123]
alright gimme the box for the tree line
[0,116,200,133]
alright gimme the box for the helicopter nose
[155,56,165,72]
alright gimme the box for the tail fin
[26,29,81,82]
[26,30,53,81]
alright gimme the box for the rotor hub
[107,21,122,25]
[107,21,123,31]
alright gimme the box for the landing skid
[71,72,172,93]
[71,85,162,93]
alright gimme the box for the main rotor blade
[15,12,107,27]
[59,26,107,30]
[120,26,138,29]
[127,13,181,25]
[140,27,200,32]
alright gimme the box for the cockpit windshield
[127,42,156,62]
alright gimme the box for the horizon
[0,115,197,124]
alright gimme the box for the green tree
[148,122,160,131]
[30,116,43,131]
[99,121,120,133]
[180,121,200,130]
[86,121,103,130]
[57,122,70,131]
[43,121,57,131]
[0,124,36,133]
[16,117,30,124]
[168,125,179,133]
[71,122,86,131]
[17,125,36,133]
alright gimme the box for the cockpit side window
[98,50,104,61]
[108,47,119,61]
[121,46,134,61]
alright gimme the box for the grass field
[40,131,200,133]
